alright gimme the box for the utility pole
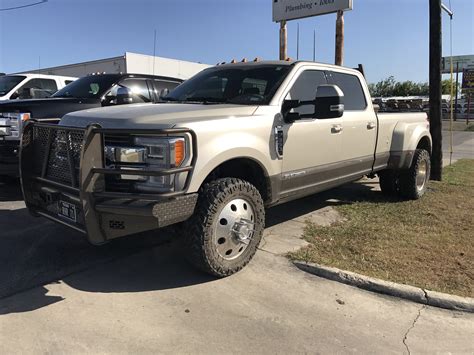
[429,0,443,180]
[335,10,344,66]
[279,20,287,60]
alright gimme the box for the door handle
[367,122,376,130]
[331,124,343,134]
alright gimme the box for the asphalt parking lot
[0,132,472,353]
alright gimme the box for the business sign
[462,69,474,95]
[442,55,474,74]
[273,0,353,22]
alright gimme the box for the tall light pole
[313,29,316,61]
[296,23,300,60]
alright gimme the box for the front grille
[31,126,85,186]
[105,176,135,192]
[0,141,19,161]
[104,134,134,146]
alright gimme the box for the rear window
[330,72,367,111]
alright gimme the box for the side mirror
[159,88,170,99]
[314,84,344,119]
[19,88,34,100]
[9,91,19,100]
[116,87,133,105]
[281,99,301,123]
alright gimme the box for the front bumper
[20,122,198,245]
[0,140,20,176]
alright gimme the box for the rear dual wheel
[378,149,431,200]
[399,149,431,200]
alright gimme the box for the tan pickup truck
[20,61,432,277]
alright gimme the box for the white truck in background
[0,73,77,101]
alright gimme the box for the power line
[0,0,47,12]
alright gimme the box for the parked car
[0,73,182,176]
[20,61,432,277]
[0,73,77,101]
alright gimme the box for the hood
[0,97,101,119]
[60,103,259,129]
[0,97,96,109]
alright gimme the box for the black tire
[378,169,400,196]
[183,178,265,277]
[399,149,431,200]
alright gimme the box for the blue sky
[0,0,472,83]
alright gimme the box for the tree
[441,79,460,95]
[368,77,457,97]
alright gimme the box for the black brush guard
[20,122,198,245]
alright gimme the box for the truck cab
[0,73,77,101]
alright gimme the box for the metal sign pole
[468,95,471,125]
[280,20,287,60]
[335,10,344,66]
[454,62,459,121]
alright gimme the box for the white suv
[0,73,77,101]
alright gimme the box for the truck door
[327,71,377,177]
[280,69,343,198]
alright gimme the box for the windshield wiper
[159,97,180,102]
[184,97,226,104]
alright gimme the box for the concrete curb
[293,261,474,313]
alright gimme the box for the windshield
[164,65,292,105]
[52,75,118,99]
[0,75,26,96]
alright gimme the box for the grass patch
[289,159,474,297]
[442,121,474,132]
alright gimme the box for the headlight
[0,112,30,138]
[134,136,186,167]
[105,136,187,192]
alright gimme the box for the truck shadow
[39,179,390,297]
[0,178,395,314]
[266,178,393,228]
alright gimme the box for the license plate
[0,118,10,136]
[58,200,77,222]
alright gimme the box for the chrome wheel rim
[416,160,428,191]
[214,198,255,260]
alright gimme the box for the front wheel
[183,178,265,277]
[399,149,431,200]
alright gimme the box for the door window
[18,78,58,99]
[329,72,367,110]
[153,79,180,99]
[105,78,152,104]
[287,70,327,115]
